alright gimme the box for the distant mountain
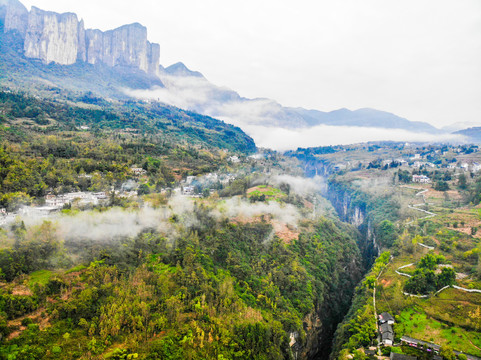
[443,121,481,133]
[290,107,439,132]
[453,127,481,142]
[164,62,204,78]
[149,63,442,133]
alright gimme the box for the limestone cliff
[24,7,82,65]
[86,23,159,75]
[1,0,160,74]
[1,0,28,37]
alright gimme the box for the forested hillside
[0,209,363,359]
[0,90,255,209]
[0,88,372,359]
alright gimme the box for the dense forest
[0,211,363,359]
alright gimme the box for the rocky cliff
[1,0,28,36]
[85,23,159,74]
[0,0,160,74]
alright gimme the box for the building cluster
[378,312,395,346]
[45,191,108,209]
[176,172,236,197]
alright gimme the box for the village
[327,144,481,178]
[371,311,481,360]
[0,166,241,227]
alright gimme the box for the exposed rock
[148,42,160,75]
[2,0,160,74]
[77,19,86,62]
[24,7,81,65]
[105,23,147,71]
[85,28,103,65]
[2,0,28,37]
[86,23,159,75]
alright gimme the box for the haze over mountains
[0,0,477,149]
[143,63,441,132]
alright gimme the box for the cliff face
[24,7,82,65]
[85,23,159,74]
[1,0,160,74]
[1,0,28,36]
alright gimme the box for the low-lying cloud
[214,197,301,227]
[126,74,466,151]
[241,124,465,151]
[270,175,325,196]
[12,193,309,242]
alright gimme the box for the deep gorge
[296,157,381,360]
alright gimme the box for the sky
[19,0,481,130]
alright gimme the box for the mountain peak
[164,62,204,78]
[0,0,26,9]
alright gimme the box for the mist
[270,175,325,196]
[241,124,465,151]
[213,197,301,227]
[126,75,466,151]
[11,190,314,244]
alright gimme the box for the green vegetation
[0,90,256,209]
[247,186,287,202]
[331,252,390,356]
[291,142,481,358]
[0,204,363,359]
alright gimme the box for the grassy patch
[396,307,481,356]
[28,270,53,287]
[247,186,287,202]
[65,264,87,274]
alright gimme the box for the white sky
[20,0,481,127]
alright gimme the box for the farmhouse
[380,323,394,346]
[412,175,431,183]
[378,312,395,346]
[378,312,395,325]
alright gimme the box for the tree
[0,192,33,212]
[436,267,456,288]
[376,220,398,248]
[458,173,467,190]
[434,181,450,191]
[404,268,437,294]
[418,253,444,270]
[440,345,456,360]
[137,183,151,195]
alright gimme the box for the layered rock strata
[0,0,160,74]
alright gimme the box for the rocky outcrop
[1,0,160,74]
[85,23,159,74]
[1,0,28,36]
[24,7,83,65]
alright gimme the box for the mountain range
[155,63,441,132]
[0,0,478,142]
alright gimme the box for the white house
[228,156,241,163]
[412,175,431,183]
[473,163,481,172]
[131,167,147,176]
